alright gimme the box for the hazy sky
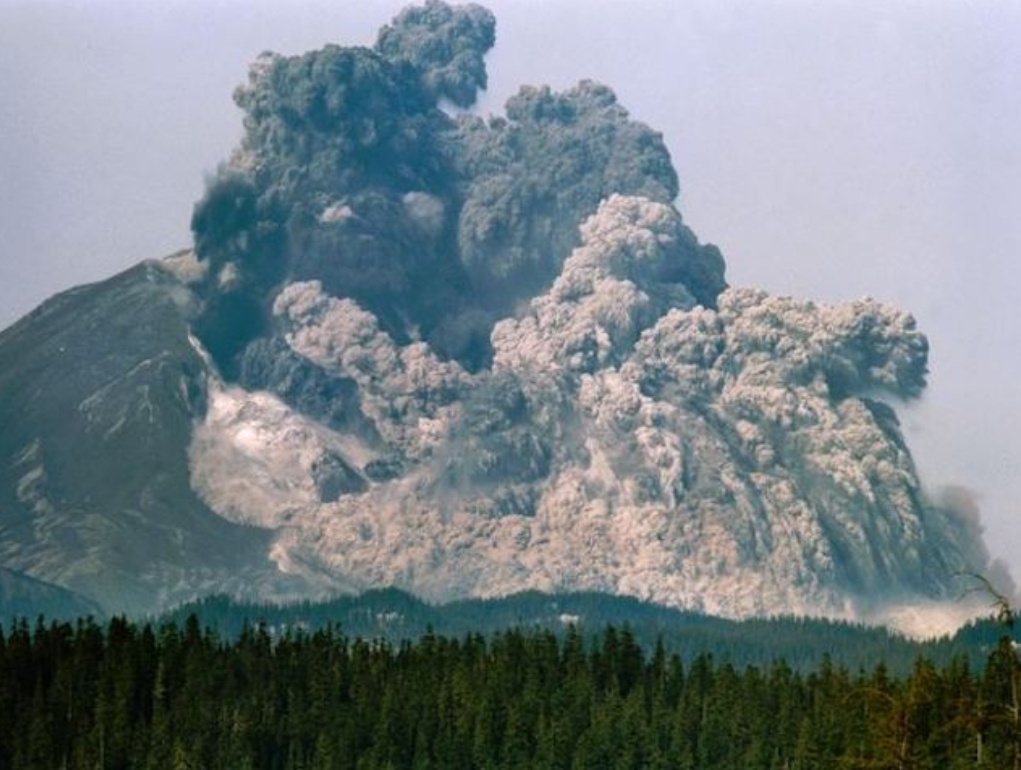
[2,0,1020,583]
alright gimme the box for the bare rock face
[0,2,1000,626]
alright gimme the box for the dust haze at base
[0,0,1007,632]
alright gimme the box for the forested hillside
[1,615,1018,770]
[160,589,1011,675]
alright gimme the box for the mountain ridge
[155,587,1016,674]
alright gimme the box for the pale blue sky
[2,0,1020,583]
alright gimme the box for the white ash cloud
[491,195,696,377]
[274,280,468,459]
[187,194,995,624]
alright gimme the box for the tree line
[160,589,1007,677]
[0,614,1018,770]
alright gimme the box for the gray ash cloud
[376,0,496,108]
[179,1,999,630]
[188,0,723,373]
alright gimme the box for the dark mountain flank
[0,263,307,614]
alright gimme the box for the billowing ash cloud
[492,195,713,377]
[187,0,722,372]
[182,1,1000,624]
[453,82,713,308]
[274,280,468,458]
[376,0,496,107]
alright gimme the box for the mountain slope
[0,262,303,614]
[0,567,100,621]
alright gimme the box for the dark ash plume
[375,0,496,107]
[188,0,726,374]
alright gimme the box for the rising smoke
[184,1,1000,622]
[189,0,723,373]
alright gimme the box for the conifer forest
[1,614,1019,770]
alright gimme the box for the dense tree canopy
[1,615,1018,770]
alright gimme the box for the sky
[1,0,1020,584]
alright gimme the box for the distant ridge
[159,589,1012,675]
[0,567,101,621]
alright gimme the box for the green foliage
[1,615,1019,770]
[157,589,1014,677]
